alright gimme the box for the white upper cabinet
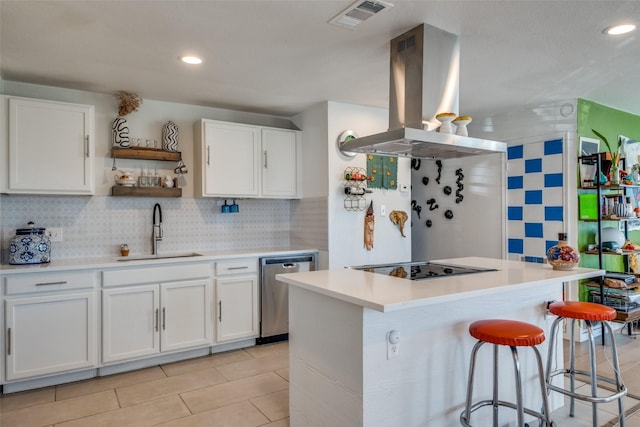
[6,97,95,195]
[195,120,260,197]
[261,128,298,197]
[194,119,300,199]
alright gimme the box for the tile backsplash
[1,195,291,261]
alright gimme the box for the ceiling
[2,1,639,120]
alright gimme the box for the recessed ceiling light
[180,56,203,65]
[603,24,636,35]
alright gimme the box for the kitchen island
[277,257,604,426]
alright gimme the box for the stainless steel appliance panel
[259,254,316,344]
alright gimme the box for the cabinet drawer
[215,259,257,276]
[4,270,97,295]
[103,262,211,287]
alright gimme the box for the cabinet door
[261,128,299,198]
[8,97,94,194]
[160,279,212,352]
[215,275,259,343]
[5,292,97,381]
[201,120,260,197]
[102,286,160,363]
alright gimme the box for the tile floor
[2,333,640,427]
[0,342,290,427]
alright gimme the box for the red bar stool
[545,301,627,427]
[460,319,554,427]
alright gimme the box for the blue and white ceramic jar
[8,222,51,265]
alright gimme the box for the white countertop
[0,247,318,274]
[277,257,605,312]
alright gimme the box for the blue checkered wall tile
[507,138,565,261]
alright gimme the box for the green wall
[577,99,640,285]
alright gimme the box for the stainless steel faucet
[152,203,163,255]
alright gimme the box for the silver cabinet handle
[85,135,90,158]
[155,308,159,332]
[7,328,10,355]
[162,307,166,330]
[218,301,222,321]
[36,281,67,286]
[227,266,248,271]
[264,150,268,168]
[206,146,211,166]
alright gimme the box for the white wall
[472,99,579,301]
[1,80,296,198]
[327,101,412,268]
[411,154,506,261]
[0,80,299,259]
[290,101,413,269]
[290,103,330,268]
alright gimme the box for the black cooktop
[350,262,496,280]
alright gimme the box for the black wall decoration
[426,198,439,211]
[411,200,422,218]
[435,160,443,184]
[455,168,464,204]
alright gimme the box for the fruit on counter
[622,241,640,251]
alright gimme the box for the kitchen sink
[116,252,203,262]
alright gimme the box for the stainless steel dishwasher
[258,254,316,344]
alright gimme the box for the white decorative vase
[112,117,131,148]
[162,121,179,151]
[435,113,456,134]
[453,116,472,137]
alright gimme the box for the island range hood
[340,24,506,159]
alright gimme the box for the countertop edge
[278,257,605,313]
[0,247,319,274]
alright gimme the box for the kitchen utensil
[230,199,239,213]
[9,221,51,265]
[174,160,188,174]
[221,200,231,213]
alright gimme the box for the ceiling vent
[329,0,394,29]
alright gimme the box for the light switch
[381,205,387,216]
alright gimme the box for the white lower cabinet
[102,279,212,364]
[4,270,98,382]
[215,259,259,343]
[102,285,159,363]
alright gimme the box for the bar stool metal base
[546,316,627,427]
[460,340,555,427]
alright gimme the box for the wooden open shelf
[111,186,181,198]
[112,147,181,162]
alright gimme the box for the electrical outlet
[381,205,387,216]
[47,227,63,242]
[545,300,556,319]
[387,330,400,359]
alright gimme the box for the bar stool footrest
[547,369,627,404]
[460,399,551,426]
